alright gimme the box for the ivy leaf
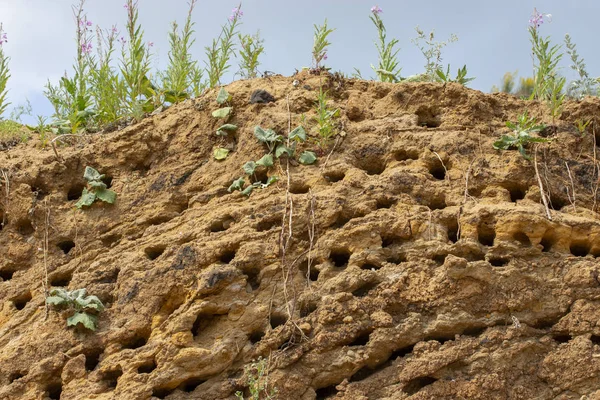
[256,154,274,168]
[67,312,98,331]
[298,151,317,165]
[241,185,254,196]
[228,177,245,192]
[254,126,282,144]
[216,87,231,105]
[289,126,307,142]
[95,188,117,204]
[46,296,68,307]
[83,166,103,182]
[216,124,238,136]
[214,148,230,160]
[75,188,96,209]
[243,161,257,175]
[212,107,233,119]
[76,295,105,312]
[275,144,292,158]
[88,180,107,190]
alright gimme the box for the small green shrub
[312,19,334,70]
[75,166,117,208]
[314,88,339,149]
[238,31,265,79]
[0,23,10,119]
[411,26,457,81]
[235,357,278,400]
[46,288,105,331]
[369,5,401,82]
[205,4,243,88]
[493,112,550,160]
[435,64,475,86]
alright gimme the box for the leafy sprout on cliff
[0,23,10,119]
[493,111,550,160]
[46,288,105,331]
[369,5,401,82]
[312,19,334,70]
[75,166,117,208]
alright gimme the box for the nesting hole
[299,301,318,318]
[270,313,288,330]
[31,185,48,200]
[16,219,34,236]
[447,220,459,243]
[489,257,509,267]
[477,222,496,247]
[513,232,531,246]
[145,245,166,260]
[391,344,415,359]
[192,313,217,337]
[179,377,206,393]
[329,248,351,268]
[360,160,386,176]
[352,282,379,297]
[101,234,121,247]
[9,371,25,383]
[210,215,234,232]
[549,193,566,211]
[416,107,441,128]
[67,184,86,201]
[50,271,73,287]
[300,261,320,282]
[256,216,280,232]
[323,170,345,183]
[591,335,600,345]
[12,291,32,310]
[102,368,123,390]
[376,197,396,209]
[462,326,487,337]
[506,184,527,202]
[428,161,446,180]
[0,268,15,282]
[433,254,447,265]
[387,252,407,264]
[219,248,237,264]
[552,334,571,344]
[151,387,174,399]
[360,263,381,271]
[84,348,103,371]
[250,170,269,186]
[315,384,338,400]
[138,359,157,374]
[427,196,447,210]
[289,182,310,194]
[249,330,266,344]
[541,233,556,252]
[47,382,62,400]
[403,376,438,395]
[57,240,75,255]
[123,331,149,350]
[349,331,372,347]
[570,241,590,257]
[101,175,113,189]
[394,148,420,161]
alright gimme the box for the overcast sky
[0,0,597,123]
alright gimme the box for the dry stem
[534,146,552,220]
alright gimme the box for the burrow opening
[329,248,351,268]
[57,240,75,255]
[349,331,372,347]
[289,182,310,194]
[489,257,509,267]
[513,232,531,246]
[403,376,438,395]
[416,107,442,128]
[249,330,266,344]
[192,313,218,337]
[477,221,496,247]
[270,313,288,330]
[219,248,237,264]
[145,245,166,261]
[67,184,86,201]
[12,291,32,311]
[210,215,235,233]
[84,348,103,371]
[352,281,379,298]
[102,368,123,390]
[323,170,345,183]
[16,219,34,236]
[428,160,447,180]
[394,148,420,162]
[0,267,15,282]
[256,215,281,232]
[570,241,590,257]
[138,358,157,374]
[315,384,339,399]
[50,271,73,287]
[179,376,206,393]
[9,371,26,383]
[47,382,62,400]
[541,232,557,252]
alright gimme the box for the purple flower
[111,26,118,34]
[228,7,243,22]
[529,8,551,28]
[86,20,92,27]
[81,43,92,54]
[119,36,127,45]
[371,5,383,14]
[323,53,328,61]
[123,3,129,10]
[0,33,7,46]
[147,41,154,47]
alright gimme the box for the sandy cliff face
[1,73,600,400]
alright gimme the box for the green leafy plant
[528,8,566,121]
[46,288,105,331]
[75,166,117,208]
[162,0,204,103]
[238,31,265,79]
[213,87,233,120]
[235,357,278,400]
[575,119,591,137]
[206,4,243,88]
[493,112,550,160]
[0,23,10,119]
[312,19,334,70]
[369,6,401,82]
[412,26,457,81]
[435,64,475,86]
[564,34,596,99]
[314,88,339,149]
[44,0,96,132]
